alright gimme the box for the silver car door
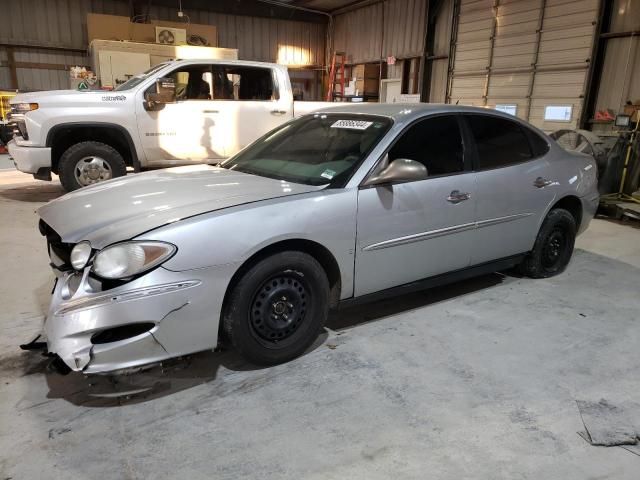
[354,114,477,297]
[462,114,557,265]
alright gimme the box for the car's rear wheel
[58,141,126,191]
[520,208,576,278]
[222,251,330,365]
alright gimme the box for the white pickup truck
[7,59,334,191]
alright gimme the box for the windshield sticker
[331,120,373,130]
[320,169,336,180]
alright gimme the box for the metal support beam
[582,0,614,128]
[0,42,86,53]
[482,0,500,106]
[445,0,461,103]
[524,0,547,122]
[6,48,18,90]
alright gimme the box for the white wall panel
[333,0,427,64]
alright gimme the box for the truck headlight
[92,241,176,279]
[70,241,92,270]
[10,103,39,114]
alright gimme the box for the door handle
[447,190,471,203]
[203,109,219,114]
[533,177,554,188]
[271,110,287,115]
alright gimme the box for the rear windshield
[221,114,392,186]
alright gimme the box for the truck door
[135,63,226,166]
[206,64,292,157]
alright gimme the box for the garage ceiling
[139,0,376,22]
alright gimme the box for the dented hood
[38,165,321,248]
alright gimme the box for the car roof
[312,103,527,125]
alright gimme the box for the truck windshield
[221,114,392,187]
[114,63,168,91]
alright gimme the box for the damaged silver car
[35,104,599,374]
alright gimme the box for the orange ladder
[326,52,346,101]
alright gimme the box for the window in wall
[544,105,573,122]
[388,115,465,176]
[466,115,533,170]
[495,104,517,116]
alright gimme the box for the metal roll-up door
[448,0,599,131]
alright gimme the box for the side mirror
[364,158,428,186]
[144,77,176,111]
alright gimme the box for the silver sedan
[36,104,599,374]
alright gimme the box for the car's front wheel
[58,141,127,191]
[222,251,330,365]
[520,208,577,278]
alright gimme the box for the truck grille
[39,220,73,271]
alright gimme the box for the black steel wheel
[541,228,568,270]
[222,251,330,365]
[520,208,576,278]
[250,273,310,347]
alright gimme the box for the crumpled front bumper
[45,263,237,374]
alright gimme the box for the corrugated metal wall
[0,0,326,91]
[333,0,427,64]
[428,0,454,102]
[147,5,326,66]
[594,0,640,115]
[448,0,599,130]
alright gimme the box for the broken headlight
[92,241,176,280]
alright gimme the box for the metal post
[524,0,547,122]
[482,0,500,107]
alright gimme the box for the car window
[167,65,213,101]
[212,66,275,101]
[525,129,551,157]
[221,114,392,186]
[466,115,533,170]
[388,115,464,176]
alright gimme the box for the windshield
[114,63,169,91]
[221,114,392,186]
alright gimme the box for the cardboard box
[623,101,640,123]
[87,13,217,47]
[355,78,380,94]
[351,64,379,80]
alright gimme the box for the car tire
[520,208,576,278]
[58,141,126,191]
[222,251,330,365]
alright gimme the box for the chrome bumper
[45,263,236,374]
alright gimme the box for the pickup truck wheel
[520,208,576,278]
[58,141,126,191]
[222,251,330,365]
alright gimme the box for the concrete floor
[1,163,639,479]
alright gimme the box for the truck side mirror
[144,77,176,111]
